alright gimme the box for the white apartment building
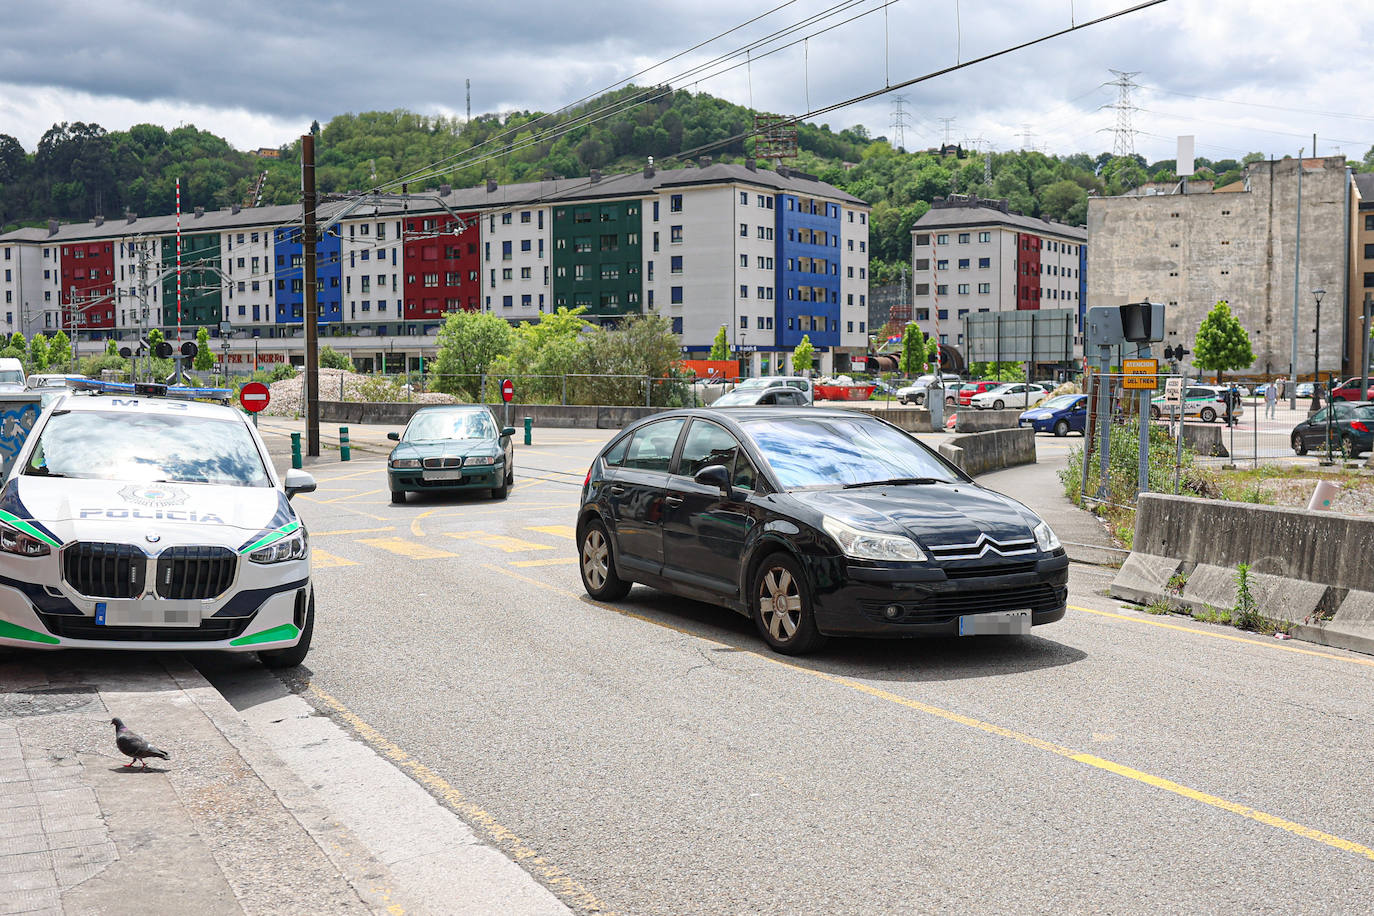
[485,205,550,321]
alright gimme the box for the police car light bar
[66,378,234,402]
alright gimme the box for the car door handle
[664,495,684,508]
[609,485,626,495]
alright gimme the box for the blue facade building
[273,227,343,324]
[774,192,841,350]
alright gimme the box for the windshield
[1041,395,1081,410]
[733,379,768,390]
[0,370,24,386]
[405,410,496,441]
[713,389,762,406]
[742,416,959,489]
[24,410,271,487]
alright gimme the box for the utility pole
[938,117,956,148]
[302,133,320,457]
[1101,69,1143,158]
[890,96,911,151]
[466,79,472,123]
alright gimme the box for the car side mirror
[502,427,516,438]
[284,468,316,500]
[387,432,400,441]
[694,464,732,496]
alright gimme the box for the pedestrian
[1277,376,1287,401]
[1265,380,1277,419]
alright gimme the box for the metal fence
[321,372,728,409]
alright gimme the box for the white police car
[0,384,318,666]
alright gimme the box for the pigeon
[111,718,170,768]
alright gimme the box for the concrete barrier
[1110,493,1374,654]
[937,427,1036,477]
[1149,420,1229,457]
[955,409,1023,432]
[319,400,665,430]
[841,405,934,432]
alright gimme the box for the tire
[390,489,406,504]
[1342,434,1358,457]
[1054,419,1070,437]
[1200,407,1217,423]
[913,393,925,406]
[945,396,956,407]
[897,396,908,405]
[752,552,823,655]
[579,519,631,601]
[1292,432,1307,456]
[993,399,1005,410]
[491,464,512,500]
[1149,405,1161,420]
[258,592,314,669]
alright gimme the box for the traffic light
[180,341,198,358]
[155,341,173,358]
[1120,302,1166,343]
[1163,344,1191,362]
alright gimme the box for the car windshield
[1041,395,1081,410]
[743,415,959,489]
[712,389,765,406]
[405,410,496,441]
[24,410,271,487]
[0,370,24,386]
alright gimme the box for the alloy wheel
[582,528,610,590]
[758,566,802,641]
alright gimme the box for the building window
[671,256,683,274]
[670,226,682,243]
[978,257,991,268]
[936,285,947,296]
[936,260,948,270]
[739,285,748,299]
[978,231,991,243]
[936,234,948,245]
[671,317,682,333]
[958,233,970,244]
[671,286,683,304]
[958,258,969,269]
[978,283,991,294]
[740,223,748,237]
[740,191,748,205]
[670,194,683,212]
[957,284,969,295]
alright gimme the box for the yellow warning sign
[1122,358,1159,390]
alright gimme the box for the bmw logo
[145,532,161,544]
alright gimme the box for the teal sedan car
[386,406,515,503]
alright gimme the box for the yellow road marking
[526,525,576,540]
[1069,605,1374,669]
[305,685,611,915]
[358,537,458,560]
[311,467,385,483]
[310,525,396,538]
[486,565,1374,863]
[296,495,387,522]
[310,549,357,569]
[444,531,554,553]
[510,558,578,568]
[323,488,385,503]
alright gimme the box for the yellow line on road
[296,494,387,522]
[305,684,613,915]
[323,488,385,503]
[487,564,1374,864]
[358,537,458,560]
[1069,605,1374,669]
[312,467,385,483]
[310,549,358,569]
[310,525,396,538]
[526,525,577,540]
[444,531,554,553]
[510,558,578,568]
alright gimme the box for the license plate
[958,609,1031,636]
[423,469,466,481]
[96,600,202,628]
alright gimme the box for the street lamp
[1311,287,1326,411]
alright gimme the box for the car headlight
[822,516,926,562]
[0,525,51,557]
[391,458,421,469]
[1033,521,1061,552]
[249,529,308,564]
[465,455,496,466]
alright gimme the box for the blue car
[1019,394,1088,436]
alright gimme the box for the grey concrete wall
[937,427,1036,477]
[841,405,934,432]
[955,409,1022,432]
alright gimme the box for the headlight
[0,525,51,557]
[1033,521,1061,552]
[822,516,926,562]
[249,529,308,564]
[465,455,496,466]
[391,458,421,469]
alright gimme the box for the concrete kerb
[939,427,1037,477]
[1110,493,1374,655]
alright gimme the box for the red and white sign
[239,382,271,413]
[500,378,515,403]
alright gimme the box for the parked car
[1297,382,1315,399]
[0,358,25,392]
[957,380,1008,406]
[968,383,1050,410]
[1019,394,1088,436]
[711,385,811,407]
[726,376,814,403]
[386,405,515,502]
[1329,378,1374,401]
[1290,402,1374,456]
[1149,385,1244,423]
[895,374,960,406]
[575,408,1067,655]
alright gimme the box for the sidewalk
[0,651,402,915]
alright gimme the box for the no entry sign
[240,381,271,413]
[500,378,515,403]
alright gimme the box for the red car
[958,380,1007,406]
[1330,377,1373,401]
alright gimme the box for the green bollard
[523,416,533,445]
[339,426,350,461]
[290,432,302,470]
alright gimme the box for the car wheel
[1292,432,1307,455]
[492,465,512,499]
[914,393,925,406]
[1341,434,1358,457]
[579,519,631,601]
[1200,407,1217,423]
[390,489,406,504]
[258,592,314,669]
[993,399,1005,410]
[752,553,823,655]
[1054,419,1070,437]
[1149,406,1160,420]
[897,396,907,405]
[945,395,955,407]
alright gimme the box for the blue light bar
[65,378,234,402]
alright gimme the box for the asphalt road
[204,428,1374,914]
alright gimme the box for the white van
[0,358,25,392]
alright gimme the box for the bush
[319,345,353,371]
[78,354,132,378]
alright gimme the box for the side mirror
[502,427,516,438]
[694,464,731,497]
[284,469,316,500]
[387,431,400,441]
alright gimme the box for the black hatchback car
[576,408,1067,654]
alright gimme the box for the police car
[0,383,318,666]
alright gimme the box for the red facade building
[402,213,480,321]
[59,241,116,329]
[1016,233,1042,311]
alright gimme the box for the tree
[27,333,49,372]
[709,325,730,360]
[147,327,165,350]
[1193,299,1255,382]
[8,332,24,353]
[793,335,814,374]
[105,338,119,357]
[898,323,936,377]
[193,326,215,371]
[318,344,353,371]
[431,311,516,397]
[48,330,72,368]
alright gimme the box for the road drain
[0,685,105,718]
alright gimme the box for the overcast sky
[1,0,1370,167]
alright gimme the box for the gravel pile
[264,368,457,416]
[1252,475,1374,516]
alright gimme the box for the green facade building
[551,199,643,320]
[160,233,222,328]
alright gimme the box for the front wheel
[390,489,406,504]
[258,592,314,669]
[491,464,512,500]
[1200,407,1217,423]
[1292,432,1308,455]
[1149,405,1161,420]
[993,399,1005,410]
[752,553,823,655]
[945,395,956,407]
[1054,419,1070,437]
[579,519,630,601]
[1342,434,1358,457]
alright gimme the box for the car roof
[52,392,243,421]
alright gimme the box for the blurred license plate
[97,600,202,628]
[423,469,465,481]
[958,610,1031,636]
